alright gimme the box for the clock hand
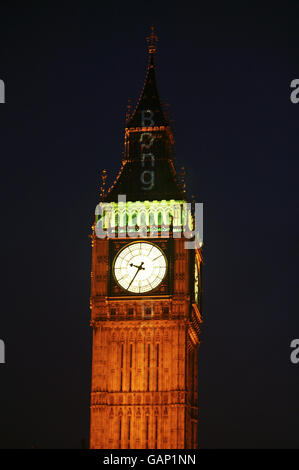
[130,262,145,270]
[128,262,145,288]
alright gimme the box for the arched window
[165,211,172,226]
[114,212,118,228]
[131,212,138,226]
[158,212,163,226]
[149,211,156,226]
[140,211,147,227]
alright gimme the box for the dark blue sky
[0,2,298,448]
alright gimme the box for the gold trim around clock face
[112,241,167,294]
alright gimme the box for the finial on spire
[146,25,158,55]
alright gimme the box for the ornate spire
[146,25,158,56]
[103,29,185,203]
[126,26,168,129]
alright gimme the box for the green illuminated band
[95,199,193,235]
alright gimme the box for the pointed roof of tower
[103,27,185,203]
[126,26,169,128]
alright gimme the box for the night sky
[0,2,298,449]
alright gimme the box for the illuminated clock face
[113,242,167,293]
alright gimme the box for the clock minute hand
[128,262,145,289]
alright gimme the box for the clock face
[113,242,167,293]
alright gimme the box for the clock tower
[89,28,203,449]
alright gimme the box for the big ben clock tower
[89,28,203,449]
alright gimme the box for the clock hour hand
[130,262,145,270]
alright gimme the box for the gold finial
[146,25,158,54]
